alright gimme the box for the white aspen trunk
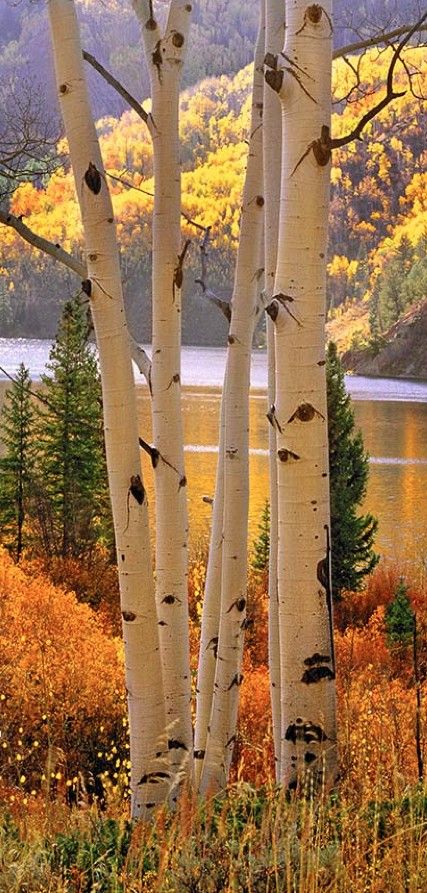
[263,0,285,782]
[267,0,337,790]
[199,9,266,795]
[48,0,169,820]
[133,1,193,787]
[194,376,226,789]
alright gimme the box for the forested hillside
[1,43,425,345]
[0,0,422,120]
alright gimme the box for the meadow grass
[1,776,427,892]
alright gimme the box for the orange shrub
[0,549,127,797]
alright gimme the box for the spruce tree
[251,500,270,572]
[33,297,112,559]
[0,364,35,560]
[384,578,414,646]
[327,341,379,599]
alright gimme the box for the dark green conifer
[251,500,270,572]
[327,341,379,599]
[0,363,35,560]
[33,297,112,559]
[384,578,414,646]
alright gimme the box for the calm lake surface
[1,338,427,566]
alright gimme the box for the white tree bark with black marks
[132,0,193,788]
[194,382,226,788]
[263,0,285,783]
[47,0,168,820]
[199,7,266,795]
[266,0,337,790]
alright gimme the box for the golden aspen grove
[0,0,427,889]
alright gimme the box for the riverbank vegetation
[1,551,427,891]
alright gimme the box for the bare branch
[330,12,427,150]
[129,336,152,384]
[0,210,86,278]
[105,170,154,198]
[83,50,155,136]
[334,23,427,60]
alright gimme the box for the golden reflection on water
[0,379,424,564]
[137,387,427,564]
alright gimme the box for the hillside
[0,0,421,119]
[0,41,426,356]
[342,300,427,379]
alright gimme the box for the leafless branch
[0,78,61,202]
[194,225,232,321]
[0,210,86,278]
[129,336,152,384]
[330,12,427,150]
[334,22,427,60]
[105,170,154,198]
[83,50,155,135]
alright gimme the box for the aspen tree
[48,0,168,819]
[263,0,285,782]
[265,0,337,789]
[132,1,193,784]
[199,7,266,795]
[194,386,226,788]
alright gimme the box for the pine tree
[327,341,379,599]
[384,578,414,646]
[33,297,112,559]
[0,364,35,560]
[251,500,270,572]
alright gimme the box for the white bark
[263,0,285,782]
[269,0,337,790]
[194,378,226,789]
[133,0,193,787]
[199,9,266,795]
[48,0,168,819]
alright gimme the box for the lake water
[1,338,427,566]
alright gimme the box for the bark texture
[48,0,168,819]
[263,0,285,782]
[270,0,337,790]
[199,9,266,795]
[133,0,193,786]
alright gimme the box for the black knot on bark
[84,162,102,195]
[130,474,145,505]
[307,4,323,23]
[266,300,279,322]
[265,69,284,94]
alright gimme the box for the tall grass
[2,778,427,892]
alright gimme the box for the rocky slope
[341,301,427,379]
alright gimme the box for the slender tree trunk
[266,0,337,790]
[194,380,226,788]
[133,0,194,787]
[199,7,266,795]
[48,0,168,819]
[263,0,285,782]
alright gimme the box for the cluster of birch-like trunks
[43,0,338,818]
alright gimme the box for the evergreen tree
[384,578,414,646]
[33,297,112,559]
[251,500,270,572]
[0,364,35,560]
[378,236,415,329]
[327,341,379,599]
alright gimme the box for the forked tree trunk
[48,0,168,819]
[266,0,337,790]
[133,1,193,786]
[199,7,266,795]
[263,0,285,782]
